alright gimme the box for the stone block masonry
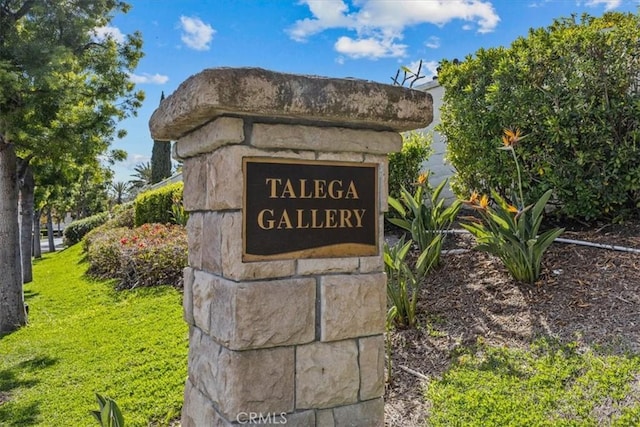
[150,67,432,426]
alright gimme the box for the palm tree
[129,161,152,190]
[110,181,132,204]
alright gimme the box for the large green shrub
[134,182,183,226]
[439,12,640,222]
[388,132,433,201]
[63,212,109,246]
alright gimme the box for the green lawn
[426,340,640,426]
[0,245,188,427]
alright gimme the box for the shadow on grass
[77,252,89,265]
[0,355,58,391]
[106,283,180,304]
[23,289,39,301]
[0,356,57,426]
[0,401,40,426]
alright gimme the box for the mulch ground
[384,218,640,426]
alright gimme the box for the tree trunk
[18,158,34,283]
[0,140,27,333]
[33,209,42,259]
[47,207,55,253]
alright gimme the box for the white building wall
[415,79,457,204]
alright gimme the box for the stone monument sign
[149,67,432,426]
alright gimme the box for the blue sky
[104,0,639,183]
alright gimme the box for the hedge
[388,132,433,201]
[134,182,183,226]
[63,212,109,246]
[439,12,640,221]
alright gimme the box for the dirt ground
[384,219,640,426]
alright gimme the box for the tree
[129,161,153,190]
[0,138,24,330]
[150,92,172,184]
[110,181,132,205]
[439,12,640,222]
[0,1,144,333]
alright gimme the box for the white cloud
[288,0,353,41]
[583,0,622,10]
[425,36,441,49]
[179,16,215,51]
[288,0,500,59]
[129,73,169,85]
[124,154,151,169]
[335,35,407,59]
[93,25,125,43]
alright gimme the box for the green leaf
[91,410,102,425]
[387,195,406,218]
[532,189,553,223]
[387,217,411,232]
[534,227,564,256]
[431,179,447,203]
[95,393,107,410]
[400,186,421,217]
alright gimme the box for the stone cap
[149,67,433,141]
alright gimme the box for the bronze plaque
[243,158,379,261]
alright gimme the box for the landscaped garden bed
[384,220,640,426]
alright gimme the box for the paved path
[40,237,64,252]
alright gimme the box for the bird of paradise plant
[388,174,461,276]
[384,236,419,329]
[461,129,564,284]
[91,393,124,427]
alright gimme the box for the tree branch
[17,153,34,182]
[75,41,107,55]
[11,0,35,21]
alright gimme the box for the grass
[0,245,188,427]
[426,339,640,426]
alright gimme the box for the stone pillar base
[149,67,432,426]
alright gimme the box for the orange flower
[468,191,479,204]
[417,173,428,185]
[479,194,489,210]
[507,204,519,214]
[502,128,523,147]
